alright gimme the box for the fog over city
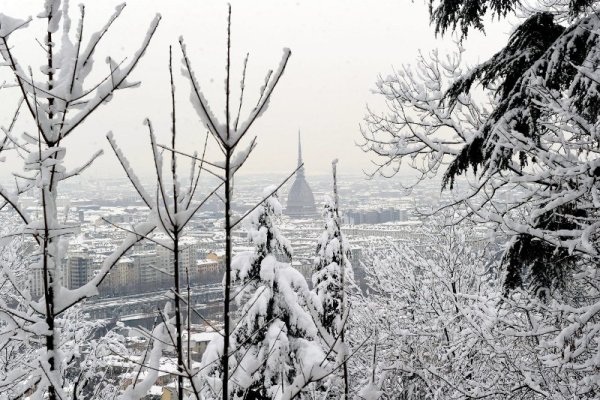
[0,0,509,179]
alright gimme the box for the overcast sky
[0,0,511,180]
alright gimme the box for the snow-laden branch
[107,131,153,208]
[55,220,156,314]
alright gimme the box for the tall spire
[297,130,303,168]
[285,129,317,217]
[297,131,305,177]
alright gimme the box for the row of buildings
[28,236,223,299]
[343,207,408,225]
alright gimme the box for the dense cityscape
[4,137,460,318]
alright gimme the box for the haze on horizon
[0,0,510,180]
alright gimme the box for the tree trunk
[223,148,232,400]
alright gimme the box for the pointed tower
[285,132,317,218]
[297,131,305,176]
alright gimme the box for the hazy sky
[0,0,511,180]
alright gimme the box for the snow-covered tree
[312,161,354,398]
[313,196,349,337]
[104,46,225,400]
[352,214,600,399]
[104,7,307,399]
[361,2,600,293]
[200,188,326,400]
[0,232,131,399]
[350,218,500,399]
[0,2,160,398]
[177,6,297,398]
[0,234,37,397]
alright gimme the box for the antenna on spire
[297,130,303,168]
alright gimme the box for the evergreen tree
[428,0,593,37]
[313,195,351,336]
[440,8,600,291]
[363,2,600,293]
[200,188,325,400]
[312,161,353,398]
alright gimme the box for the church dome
[286,176,317,216]
[285,132,317,218]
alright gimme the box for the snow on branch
[54,220,156,314]
[234,48,291,145]
[0,14,31,37]
[179,37,226,142]
[107,131,153,208]
[179,38,291,149]
[59,13,161,140]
